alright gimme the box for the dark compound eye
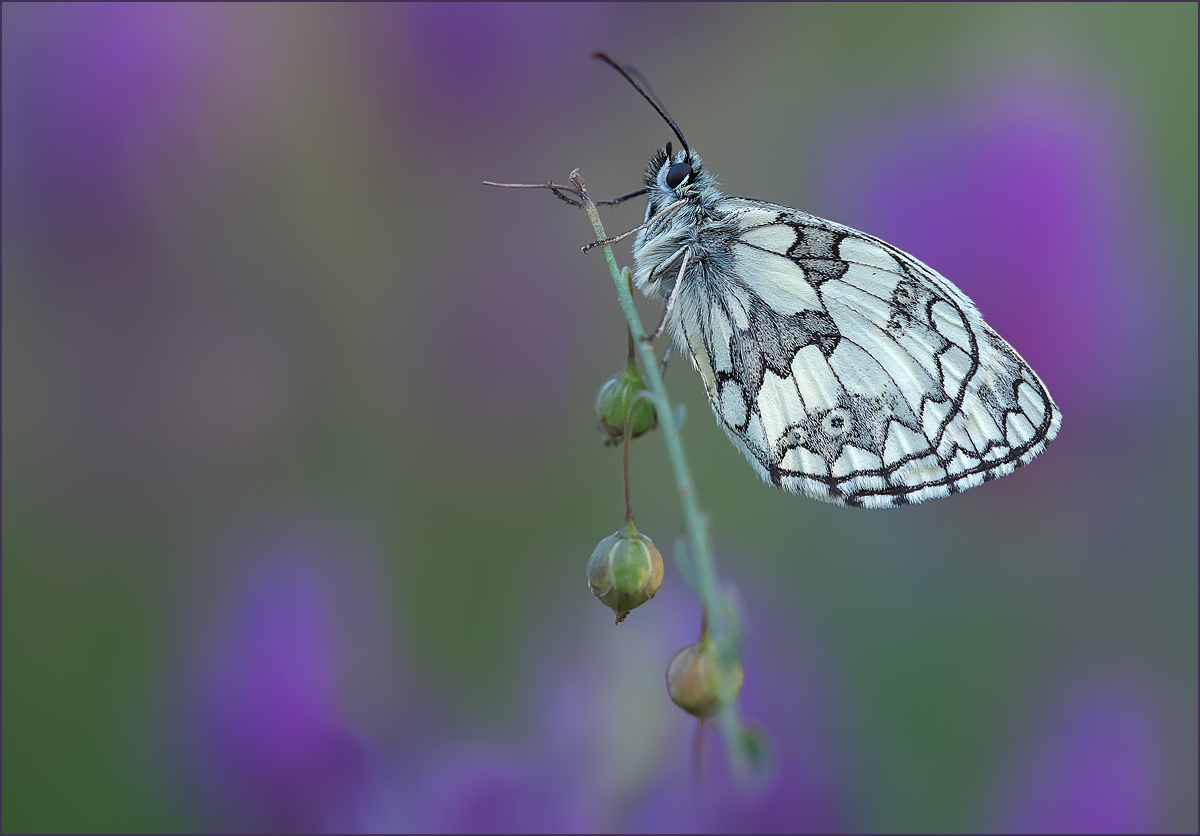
[665,162,693,189]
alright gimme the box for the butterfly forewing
[644,189,1060,509]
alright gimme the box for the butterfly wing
[674,198,1061,508]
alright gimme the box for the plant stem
[623,398,634,525]
[578,183,749,777]
[582,204,718,605]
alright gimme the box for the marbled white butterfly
[594,53,1061,509]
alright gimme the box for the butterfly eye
[665,162,693,189]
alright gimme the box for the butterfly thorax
[632,148,729,300]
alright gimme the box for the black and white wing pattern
[672,198,1061,509]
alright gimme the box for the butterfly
[584,53,1060,509]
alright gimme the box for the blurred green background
[3,3,1196,832]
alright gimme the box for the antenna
[592,52,690,156]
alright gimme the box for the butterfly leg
[596,188,651,207]
[644,248,689,342]
[549,187,584,208]
[582,199,686,253]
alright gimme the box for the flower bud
[666,632,744,721]
[595,362,657,446]
[587,522,664,624]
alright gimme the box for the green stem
[583,202,717,602]
[622,386,634,525]
[580,190,749,778]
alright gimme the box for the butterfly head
[590,54,720,209]
[643,143,715,200]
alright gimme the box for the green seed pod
[666,631,744,721]
[595,361,657,446]
[587,522,664,624]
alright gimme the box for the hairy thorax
[631,198,739,301]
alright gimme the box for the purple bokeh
[435,254,578,421]
[818,75,1159,417]
[989,676,1162,833]
[629,585,850,834]
[173,529,1169,834]
[409,751,589,834]
[380,4,622,144]
[4,3,267,248]
[178,547,852,832]
[634,754,845,835]
[181,525,387,832]
[374,3,630,422]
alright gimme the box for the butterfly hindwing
[671,198,1060,508]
